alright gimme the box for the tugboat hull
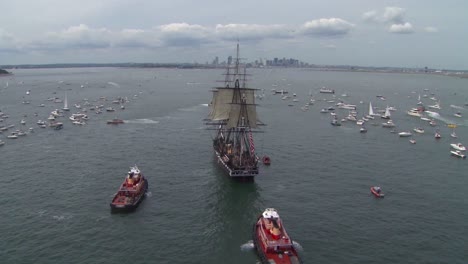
[110,180,148,213]
[253,216,302,264]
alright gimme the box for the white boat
[428,101,441,109]
[409,139,416,144]
[47,115,55,121]
[106,107,115,112]
[420,117,431,121]
[0,140,5,146]
[413,128,425,134]
[451,132,458,138]
[63,92,70,111]
[450,143,466,151]
[454,112,462,118]
[451,150,466,159]
[20,119,26,125]
[429,120,437,126]
[7,133,18,139]
[435,131,441,139]
[407,109,422,117]
[320,108,329,113]
[382,120,395,128]
[319,87,335,94]
[356,119,365,126]
[399,131,412,137]
[360,127,367,133]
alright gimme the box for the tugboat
[110,166,148,213]
[206,44,262,181]
[253,208,302,264]
[370,186,384,198]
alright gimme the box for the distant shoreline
[1,64,467,79]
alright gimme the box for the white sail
[368,102,375,116]
[63,92,70,111]
[384,106,391,118]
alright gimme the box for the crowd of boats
[316,92,467,160]
[0,91,133,146]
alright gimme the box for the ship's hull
[214,150,258,181]
[110,180,148,213]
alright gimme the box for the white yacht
[450,143,466,151]
[382,120,395,128]
[413,128,425,134]
[407,109,422,117]
[0,140,5,146]
[454,112,462,118]
[399,131,412,137]
[450,150,466,159]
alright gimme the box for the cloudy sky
[1,0,467,69]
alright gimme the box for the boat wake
[240,240,255,251]
[107,82,120,87]
[450,104,465,110]
[426,111,458,125]
[292,241,304,251]
[178,104,207,112]
[145,191,152,197]
[125,119,159,124]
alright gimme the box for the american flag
[248,128,255,155]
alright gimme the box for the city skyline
[1,1,467,70]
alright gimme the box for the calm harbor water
[0,67,467,263]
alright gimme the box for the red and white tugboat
[110,166,148,212]
[253,208,302,264]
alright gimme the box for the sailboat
[206,44,261,180]
[62,92,70,111]
[417,94,423,105]
[381,106,391,119]
[448,124,457,138]
[366,101,376,119]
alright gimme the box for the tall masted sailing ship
[206,44,262,180]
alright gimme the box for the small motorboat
[0,140,5,146]
[450,143,466,151]
[107,119,125,125]
[371,186,384,198]
[253,208,303,264]
[110,165,148,213]
[399,131,412,137]
[330,118,341,126]
[262,156,271,165]
[360,127,367,133]
[451,150,466,159]
[454,112,462,118]
[413,127,425,134]
[435,132,441,139]
[382,120,395,128]
[409,139,416,144]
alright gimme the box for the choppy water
[1,68,467,263]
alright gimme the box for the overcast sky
[1,0,467,69]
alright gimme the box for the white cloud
[300,18,354,37]
[424,26,438,33]
[382,7,406,24]
[363,7,406,24]
[32,24,112,50]
[389,23,414,34]
[362,11,379,23]
[215,24,292,41]
[157,23,212,46]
